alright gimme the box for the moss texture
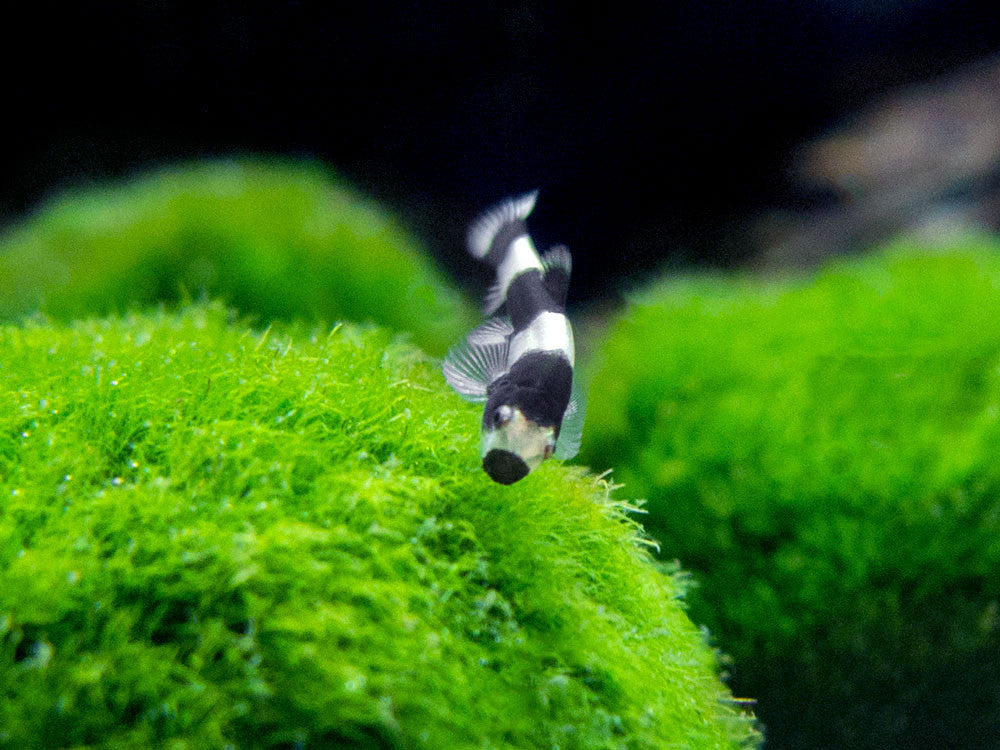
[580,238,1000,750]
[0,303,757,749]
[0,159,474,356]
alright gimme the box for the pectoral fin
[442,318,512,402]
[554,376,586,460]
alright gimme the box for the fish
[442,191,585,484]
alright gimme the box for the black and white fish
[443,191,584,484]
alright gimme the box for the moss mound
[0,303,757,749]
[0,159,474,356]
[580,238,1000,750]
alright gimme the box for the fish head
[480,403,557,484]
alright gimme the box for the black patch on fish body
[506,269,564,331]
[485,221,528,265]
[482,449,530,484]
[483,351,572,433]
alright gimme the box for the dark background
[4,1,1000,302]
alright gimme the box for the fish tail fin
[466,190,539,261]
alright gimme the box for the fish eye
[493,405,513,427]
[543,443,555,460]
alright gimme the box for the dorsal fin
[541,245,572,308]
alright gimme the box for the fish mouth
[482,449,530,485]
[480,407,555,477]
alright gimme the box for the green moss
[0,303,757,749]
[580,237,1000,750]
[0,158,474,356]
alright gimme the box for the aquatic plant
[0,159,473,356]
[0,303,758,749]
[581,239,1000,749]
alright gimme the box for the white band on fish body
[509,311,575,366]
[496,235,543,301]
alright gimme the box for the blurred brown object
[755,54,1000,269]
